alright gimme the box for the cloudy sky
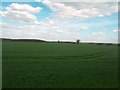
[0,0,119,43]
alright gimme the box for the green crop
[2,41,118,88]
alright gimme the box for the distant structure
[76,39,80,44]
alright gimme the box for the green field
[2,41,118,88]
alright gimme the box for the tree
[76,39,80,44]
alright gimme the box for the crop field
[2,41,118,88]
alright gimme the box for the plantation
[2,41,118,88]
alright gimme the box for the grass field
[2,41,118,88]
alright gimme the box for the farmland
[2,41,118,88]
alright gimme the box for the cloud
[40,0,118,19]
[7,3,42,14]
[113,29,120,32]
[0,11,7,17]
[79,31,118,43]
[79,26,88,30]
[1,1,118,43]
[91,31,118,43]
[1,22,81,41]
[0,3,42,24]
[35,0,119,2]
[92,31,105,40]
[1,21,118,43]
[35,0,43,2]
[1,22,40,39]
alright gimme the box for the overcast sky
[0,0,119,43]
